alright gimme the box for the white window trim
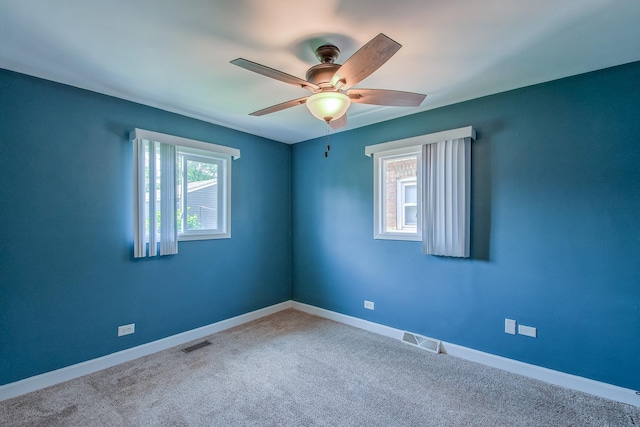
[177,148,231,241]
[130,128,240,160]
[373,146,422,241]
[365,126,476,157]
[398,178,417,230]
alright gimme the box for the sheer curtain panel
[132,139,178,258]
[422,138,471,257]
[133,138,147,258]
[159,143,177,255]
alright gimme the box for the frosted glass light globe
[305,92,351,122]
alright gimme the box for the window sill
[374,233,421,242]
[178,233,230,241]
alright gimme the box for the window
[177,147,228,241]
[366,126,475,257]
[131,129,240,258]
[373,147,422,240]
[398,178,418,229]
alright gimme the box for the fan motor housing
[305,63,340,87]
[306,44,341,87]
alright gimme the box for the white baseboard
[3,300,638,408]
[292,301,404,340]
[292,301,640,407]
[440,342,639,407]
[0,301,293,402]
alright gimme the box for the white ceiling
[1,0,639,144]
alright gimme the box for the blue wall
[2,61,639,391]
[0,70,292,385]
[292,62,640,390]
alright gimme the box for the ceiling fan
[230,33,426,129]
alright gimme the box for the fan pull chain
[324,122,331,158]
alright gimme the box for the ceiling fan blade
[231,58,319,92]
[249,96,309,116]
[330,34,401,90]
[329,114,347,130]
[347,89,426,107]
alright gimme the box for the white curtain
[159,143,177,255]
[132,139,178,258]
[133,138,146,258]
[422,137,471,257]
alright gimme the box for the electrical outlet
[364,300,375,310]
[505,318,516,335]
[118,323,135,337]
[518,324,537,338]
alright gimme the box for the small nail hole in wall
[327,145,331,151]
[324,151,328,157]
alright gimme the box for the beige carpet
[1,309,638,426]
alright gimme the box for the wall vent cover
[181,340,212,353]
[402,331,441,354]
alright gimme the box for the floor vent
[402,331,441,354]
[181,340,212,354]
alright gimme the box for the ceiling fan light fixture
[305,92,351,123]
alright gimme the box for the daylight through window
[374,147,422,240]
[131,129,239,258]
[177,148,227,240]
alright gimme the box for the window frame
[177,146,231,241]
[373,146,422,241]
[131,128,239,258]
[398,178,418,230]
[365,126,476,255]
